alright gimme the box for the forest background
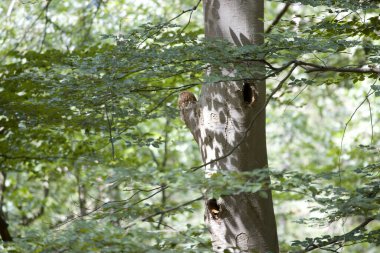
[0,0,379,252]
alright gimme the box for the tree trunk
[0,211,12,242]
[179,0,279,252]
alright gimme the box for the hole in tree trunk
[242,82,253,104]
[207,198,220,220]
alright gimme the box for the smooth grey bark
[180,0,279,252]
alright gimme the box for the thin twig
[53,186,165,229]
[365,96,374,145]
[137,0,202,48]
[246,59,380,76]
[124,196,203,229]
[105,104,115,159]
[282,84,308,112]
[181,0,202,33]
[297,60,380,74]
[131,83,199,93]
[338,89,375,182]
[156,119,170,229]
[0,154,63,161]
[81,0,103,47]
[142,195,202,222]
[265,3,291,34]
[38,0,53,52]
[112,185,169,215]
[1,0,50,61]
[21,179,50,225]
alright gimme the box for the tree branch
[0,211,12,242]
[181,0,202,32]
[0,172,12,242]
[299,218,375,252]
[125,196,204,229]
[75,166,88,216]
[0,172,6,210]
[0,154,63,161]
[157,119,171,228]
[21,181,49,226]
[265,3,291,34]
[365,95,374,144]
[296,61,380,74]
[53,186,168,229]
[137,0,202,48]
[38,0,53,52]
[142,196,203,222]
[338,89,375,180]
[244,60,380,76]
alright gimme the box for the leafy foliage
[0,0,379,252]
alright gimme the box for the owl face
[178,91,197,109]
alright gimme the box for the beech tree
[180,0,278,252]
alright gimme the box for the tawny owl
[178,91,197,109]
